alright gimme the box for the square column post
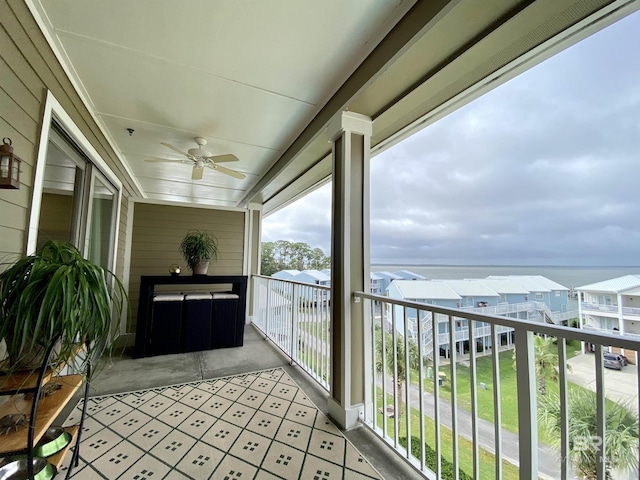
[245,205,262,318]
[327,111,372,429]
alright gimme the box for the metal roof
[395,270,427,280]
[577,275,640,293]
[475,278,530,295]
[435,279,500,297]
[393,280,461,300]
[486,275,555,292]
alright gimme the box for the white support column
[578,290,585,354]
[515,328,538,479]
[245,205,262,320]
[327,111,372,430]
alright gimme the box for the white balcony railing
[356,291,640,480]
[582,302,640,317]
[251,275,330,391]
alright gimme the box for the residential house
[373,271,403,293]
[577,274,640,362]
[271,269,300,280]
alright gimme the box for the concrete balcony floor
[74,325,418,479]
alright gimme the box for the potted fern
[179,230,219,275]
[0,240,127,376]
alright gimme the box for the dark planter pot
[192,260,210,275]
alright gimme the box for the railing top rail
[253,274,331,291]
[355,291,640,350]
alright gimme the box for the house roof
[294,270,331,282]
[486,275,567,292]
[475,278,530,295]
[395,270,427,280]
[392,280,461,301]
[272,269,300,279]
[375,271,403,280]
[577,275,640,293]
[435,279,500,297]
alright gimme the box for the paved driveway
[567,353,638,413]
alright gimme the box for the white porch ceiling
[29,0,637,213]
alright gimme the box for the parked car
[603,352,626,370]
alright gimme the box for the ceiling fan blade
[144,158,187,164]
[206,154,239,163]
[160,142,194,159]
[192,165,204,180]
[209,163,246,179]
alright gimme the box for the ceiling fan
[144,137,245,180]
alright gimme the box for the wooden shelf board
[0,345,85,394]
[0,374,83,455]
[47,425,79,471]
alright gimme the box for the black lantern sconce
[0,138,21,189]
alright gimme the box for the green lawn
[298,318,330,343]
[376,389,521,480]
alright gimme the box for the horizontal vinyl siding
[128,202,246,329]
[0,2,138,273]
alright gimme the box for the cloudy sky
[263,11,640,267]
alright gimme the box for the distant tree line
[261,240,330,276]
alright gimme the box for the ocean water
[371,265,640,289]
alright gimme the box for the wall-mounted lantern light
[0,138,21,189]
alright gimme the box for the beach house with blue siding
[487,275,570,313]
[376,271,403,293]
[272,269,300,280]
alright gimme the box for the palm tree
[375,325,422,418]
[539,387,638,479]
[513,335,569,395]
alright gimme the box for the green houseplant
[0,240,127,376]
[179,230,219,275]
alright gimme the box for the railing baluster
[291,283,299,365]
[432,312,441,478]
[417,307,425,472]
[381,301,388,439]
[594,344,606,480]
[469,319,480,479]
[491,324,502,480]
[392,304,399,447]
[557,336,569,480]
[403,308,411,460]
[449,314,459,480]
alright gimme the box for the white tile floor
[61,368,383,479]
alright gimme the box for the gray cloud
[263,12,640,266]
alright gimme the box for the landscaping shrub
[399,436,473,480]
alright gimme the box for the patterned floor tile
[284,402,317,427]
[178,388,212,409]
[199,395,234,418]
[251,377,277,394]
[244,410,283,438]
[220,403,257,428]
[228,429,271,467]
[137,395,174,417]
[216,382,247,402]
[313,412,342,435]
[229,374,255,389]
[201,419,243,452]
[300,454,345,480]
[259,394,291,417]
[91,401,133,427]
[176,409,217,439]
[261,441,305,478]
[196,378,226,395]
[108,410,153,438]
[210,454,258,480]
[235,387,268,409]
[270,383,297,402]
[148,429,196,466]
[64,415,104,441]
[274,418,313,452]
[174,441,225,478]
[155,402,196,428]
[128,418,175,450]
[90,439,144,478]
[118,390,158,408]
[80,427,124,463]
[306,429,346,465]
[162,383,195,402]
[292,389,317,408]
[121,454,173,480]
